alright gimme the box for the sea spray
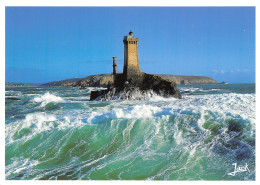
[32,92,65,107]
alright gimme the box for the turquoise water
[5,84,255,180]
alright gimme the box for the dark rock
[6,97,21,101]
[220,81,228,84]
[90,73,181,101]
[181,80,190,85]
[213,142,229,155]
[228,120,245,133]
[235,144,252,160]
[141,73,181,98]
[90,90,108,101]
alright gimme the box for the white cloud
[220,70,226,74]
[212,69,251,75]
[212,69,218,74]
[242,69,250,72]
[212,69,226,74]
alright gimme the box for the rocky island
[41,74,218,87]
[41,31,218,101]
[90,31,182,100]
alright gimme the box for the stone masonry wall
[123,38,140,83]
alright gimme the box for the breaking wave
[32,92,65,107]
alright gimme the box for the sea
[5,83,255,180]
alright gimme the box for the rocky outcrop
[90,73,181,100]
[6,82,42,87]
[41,78,83,87]
[155,74,218,84]
[41,74,218,87]
[181,80,191,85]
[76,74,114,87]
[141,74,181,98]
[41,74,113,87]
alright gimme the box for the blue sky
[5,7,255,83]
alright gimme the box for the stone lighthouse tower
[123,30,140,83]
[112,57,117,75]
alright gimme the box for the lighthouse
[123,30,140,83]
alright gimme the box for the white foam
[211,89,221,91]
[5,112,56,143]
[174,93,255,122]
[32,92,65,107]
[147,94,177,102]
[5,158,39,178]
[113,105,162,119]
[179,87,200,93]
[86,87,107,91]
[82,93,255,127]
[85,104,163,123]
[5,112,85,144]
[24,112,57,130]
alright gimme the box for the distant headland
[41,74,218,87]
[6,82,42,87]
